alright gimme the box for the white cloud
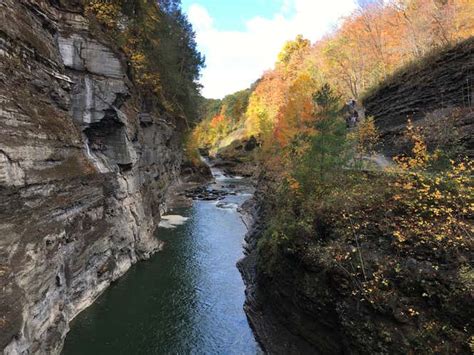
[188,0,357,98]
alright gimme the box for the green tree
[295,84,349,195]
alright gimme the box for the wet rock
[183,185,231,201]
[180,157,213,184]
[216,202,238,210]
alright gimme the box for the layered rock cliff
[363,37,474,157]
[0,1,183,353]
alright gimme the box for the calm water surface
[62,174,260,354]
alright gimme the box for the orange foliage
[210,114,226,129]
[194,0,473,159]
[242,0,473,151]
[246,35,316,146]
[316,0,474,98]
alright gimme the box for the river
[62,169,261,354]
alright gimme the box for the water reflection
[62,175,260,354]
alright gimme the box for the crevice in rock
[84,115,131,167]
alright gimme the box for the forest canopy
[194,0,474,150]
[85,0,205,123]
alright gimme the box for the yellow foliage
[389,123,473,246]
[392,119,430,169]
[85,1,120,30]
[349,116,379,155]
[184,131,202,166]
[277,34,311,65]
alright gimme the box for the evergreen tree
[295,84,349,195]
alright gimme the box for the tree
[277,35,311,65]
[86,0,205,123]
[295,84,349,194]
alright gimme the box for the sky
[181,0,359,99]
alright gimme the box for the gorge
[1,0,473,354]
[62,166,260,354]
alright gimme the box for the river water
[62,171,260,354]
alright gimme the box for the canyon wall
[363,37,474,157]
[0,1,183,353]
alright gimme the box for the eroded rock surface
[363,38,474,157]
[0,1,182,353]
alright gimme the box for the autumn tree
[277,35,311,66]
[86,0,204,122]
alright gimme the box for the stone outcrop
[363,37,474,157]
[210,136,259,178]
[0,1,183,353]
[237,181,331,354]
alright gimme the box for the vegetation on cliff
[255,84,472,352]
[85,0,204,122]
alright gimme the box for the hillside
[194,0,474,159]
[364,37,474,157]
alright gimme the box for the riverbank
[62,165,261,354]
[238,164,473,354]
[238,177,322,354]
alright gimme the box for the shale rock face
[0,1,182,353]
[363,38,474,157]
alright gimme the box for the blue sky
[181,0,358,98]
[181,0,292,32]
